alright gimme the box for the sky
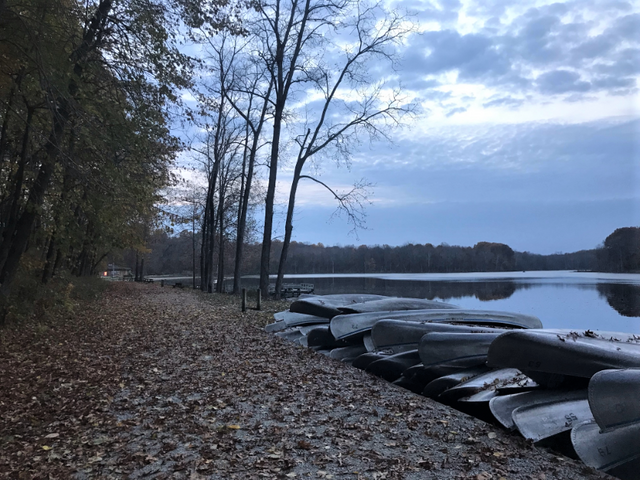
[264,0,640,255]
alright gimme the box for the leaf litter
[0,283,612,479]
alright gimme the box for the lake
[241,271,640,333]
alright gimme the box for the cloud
[536,70,591,94]
[482,96,525,108]
[391,0,640,118]
[342,118,640,206]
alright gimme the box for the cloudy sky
[271,0,639,254]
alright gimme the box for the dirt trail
[0,283,611,479]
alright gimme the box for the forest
[0,0,419,323]
[138,226,639,277]
[0,1,637,324]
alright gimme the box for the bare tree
[273,2,416,295]
[221,47,274,294]
[253,0,353,298]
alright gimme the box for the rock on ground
[0,283,612,479]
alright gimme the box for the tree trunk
[41,233,56,283]
[275,162,303,295]
[134,251,140,281]
[216,191,225,293]
[0,106,34,271]
[259,103,284,298]
[0,157,55,292]
[0,80,17,173]
[232,132,249,295]
[192,213,196,289]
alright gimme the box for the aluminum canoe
[419,331,503,367]
[512,397,593,442]
[371,319,508,354]
[352,352,388,370]
[571,420,640,475]
[337,298,457,315]
[439,368,531,402]
[306,325,349,349]
[365,349,422,382]
[489,389,588,430]
[265,320,287,332]
[422,366,491,398]
[487,329,640,379]
[289,294,389,318]
[275,329,304,343]
[421,357,496,382]
[284,312,331,327]
[330,308,541,341]
[363,332,375,352]
[329,345,368,362]
[588,368,640,432]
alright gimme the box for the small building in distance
[100,264,134,281]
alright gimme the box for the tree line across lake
[139,226,640,277]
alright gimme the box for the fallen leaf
[44,433,59,439]
[41,446,52,451]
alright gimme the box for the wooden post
[256,288,262,311]
[242,288,246,312]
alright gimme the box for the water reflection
[300,277,519,302]
[597,284,640,317]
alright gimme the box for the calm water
[242,271,640,333]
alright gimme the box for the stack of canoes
[265,294,640,479]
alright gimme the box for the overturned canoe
[371,319,508,354]
[588,368,640,432]
[365,349,422,382]
[488,329,640,380]
[290,294,389,318]
[284,312,331,328]
[422,366,491,398]
[571,420,640,476]
[329,345,368,362]
[512,397,593,442]
[420,357,496,383]
[363,332,375,352]
[275,329,304,343]
[489,389,588,430]
[306,325,349,349]
[353,352,388,370]
[338,297,457,315]
[419,331,503,367]
[439,368,531,403]
[331,308,541,341]
[265,320,287,332]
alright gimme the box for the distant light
[103,272,108,276]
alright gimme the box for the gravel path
[0,283,612,479]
